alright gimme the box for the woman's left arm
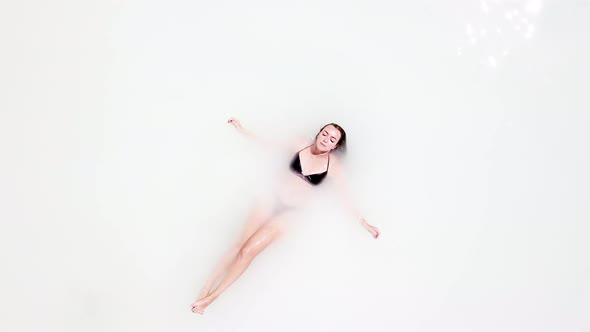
[330,155,380,239]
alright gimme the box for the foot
[191,295,216,315]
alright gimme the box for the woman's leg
[198,200,273,298]
[191,217,288,314]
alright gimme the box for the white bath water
[1,0,589,331]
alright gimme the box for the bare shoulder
[328,153,344,176]
[288,136,312,152]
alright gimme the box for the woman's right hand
[227,117,269,147]
[227,117,243,131]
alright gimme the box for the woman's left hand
[361,218,380,239]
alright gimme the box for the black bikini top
[289,146,330,186]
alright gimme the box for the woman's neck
[309,144,329,156]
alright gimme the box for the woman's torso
[274,145,331,207]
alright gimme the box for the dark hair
[316,123,347,153]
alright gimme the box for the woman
[191,118,380,314]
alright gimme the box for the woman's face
[315,125,342,152]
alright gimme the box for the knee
[237,245,256,261]
[230,244,242,256]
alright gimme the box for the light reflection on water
[457,0,544,68]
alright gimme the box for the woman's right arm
[227,117,296,152]
[227,117,313,154]
[227,117,256,139]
